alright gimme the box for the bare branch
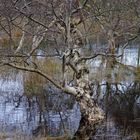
[77,53,122,63]
[27,19,57,57]
[4,62,63,90]
[122,35,138,49]
[3,62,77,96]
[14,6,50,29]
[72,0,89,14]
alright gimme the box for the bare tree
[0,0,140,139]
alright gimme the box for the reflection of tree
[23,82,77,137]
[101,81,140,137]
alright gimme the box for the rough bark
[73,94,104,140]
[64,48,105,139]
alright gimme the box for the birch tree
[0,0,140,139]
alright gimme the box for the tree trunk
[64,48,104,140]
[73,95,104,140]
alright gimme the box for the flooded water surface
[0,47,139,140]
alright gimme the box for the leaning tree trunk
[64,48,105,140]
[73,94,104,140]
[73,75,104,140]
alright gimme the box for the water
[0,71,81,139]
[0,47,139,139]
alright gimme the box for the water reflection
[0,47,139,139]
[120,47,139,66]
[91,81,140,140]
[0,72,81,139]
